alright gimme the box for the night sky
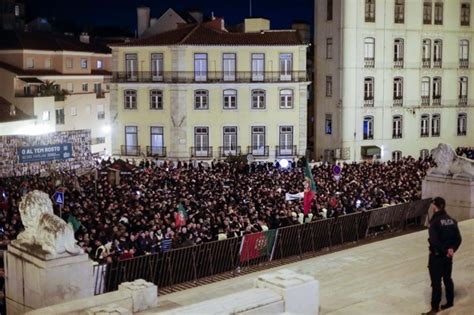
[24,0,314,34]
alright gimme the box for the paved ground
[148,220,473,314]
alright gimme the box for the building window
[431,114,441,137]
[364,37,375,67]
[194,53,208,81]
[420,149,430,159]
[223,127,238,152]
[70,106,77,116]
[421,77,430,105]
[326,76,333,97]
[421,114,430,137]
[125,54,138,80]
[251,89,266,109]
[423,1,432,24]
[279,126,294,154]
[26,57,34,69]
[432,77,442,105]
[365,0,376,22]
[251,126,266,155]
[81,58,88,69]
[223,53,236,81]
[392,151,402,161]
[459,77,468,106]
[326,38,333,59]
[150,90,163,110]
[151,53,164,81]
[44,58,51,69]
[457,113,467,136]
[363,116,374,140]
[223,89,237,109]
[82,83,88,92]
[459,39,469,68]
[125,126,139,155]
[97,104,105,120]
[67,83,74,93]
[279,53,293,80]
[392,115,403,138]
[280,89,293,109]
[433,39,442,67]
[55,108,65,125]
[394,38,404,67]
[194,90,209,109]
[97,59,103,69]
[364,77,374,106]
[393,77,403,106]
[422,39,431,67]
[66,58,73,69]
[394,0,405,23]
[194,127,210,156]
[327,0,333,20]
[124,90,137,109]
[251,53,265,81]
[461,3,471,26]
[325,114,333,134]
[14,4,20,17]
[434,2,443,25]
[150,127,164,155]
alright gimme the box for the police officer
[422,197,462,315]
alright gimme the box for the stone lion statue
[430,143,474,179]
[17,190,82,256]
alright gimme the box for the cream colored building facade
[315,0,474,161]
[0,32,112,154]
[110,19,310,160]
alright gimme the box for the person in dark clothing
[422,197,462,315]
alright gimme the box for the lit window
[42,111,50,121]
[97,59,103,69]
[124,90,137,109]
[325,114,332,134]
[81,58,88,69]
[223,89,237,109]
[280,89,293,109]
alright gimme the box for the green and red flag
[303,160,316,215]
[175,203,188,227]
[239,230,278,263]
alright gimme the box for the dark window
[365,0,376,22]
[327,0,333,20]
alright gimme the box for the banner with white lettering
[17,143,73,163]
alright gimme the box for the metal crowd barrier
[93,199,431,295]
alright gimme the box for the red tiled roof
[0,97,34,123]
[113,23,303,47]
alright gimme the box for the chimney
[244,18,270,33]
[137,6,151,37]
[188,10,203,23]
[80,32,90,44]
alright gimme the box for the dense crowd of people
[0,156,435,263]
[456,147,474,160]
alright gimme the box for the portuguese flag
[175,203,188,227]
[303,160,316,216]
[240,230,278,263]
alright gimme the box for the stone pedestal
[422,174,474,221]
[5,241,94,315]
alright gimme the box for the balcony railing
[146,146,167,157]
[121,145,141,156]
[392,133,403,139]
[434,18,443,25]
[393,59,404,68]
[276,145,297,157]
[247,146,270,157]
[112,71,309,84]
[459,96,468,106]
[393,98,403,107]
[460,59,469,69]
[432,97,441,106]
[422,58,431,68]
[96,91,106,99]
[421,96,430,106]
[458,130,467,136]
[461,19,470,26]
[433,59,442,68]
[421,132,429,138]
[364,98,374,107]
[364,58,375,68]
[191,146,213,158]
[219,146,241,158]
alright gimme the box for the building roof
[113,22,304,47]
[0,61,112,76]
[0,97,34,123]
[0,31,111,54]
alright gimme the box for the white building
[315,0,474,161]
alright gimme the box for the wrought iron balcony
[459,96,468,106]
[146,146,167,157]
[421,96,430,106]
[422,58,431,68]
[219,146,241,157]
[121,145,141,156]
[393,98,403,107]
[433,59,442,68]
[112,71,309,84]
[364,98,374,107]
[432,97,441,106]
[393,59,404,68]
[190,146,213,158]
[364,58,375,68]
[420,131,429,138]
[247,145,269,157]
[276,145,297,157]
[459,59,469,69]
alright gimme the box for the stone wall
[0,129,93,178]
